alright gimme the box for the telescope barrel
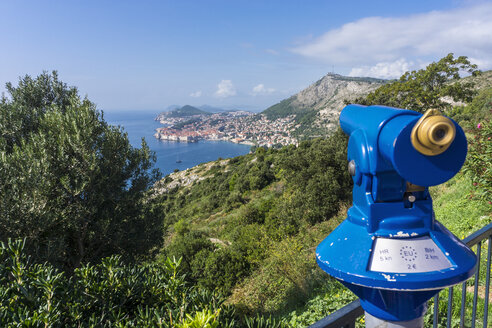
[340,105,467,187]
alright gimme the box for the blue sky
[1,0,491,112]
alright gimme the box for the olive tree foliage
[0,72,78,153]
[350,54,481,113]
[0,71,162,271]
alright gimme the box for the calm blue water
[104,111,251,176]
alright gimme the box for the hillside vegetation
[152,54,491,325]
[0,54,490,327]
[154,131,351,306]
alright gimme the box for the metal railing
[309,222,492,328]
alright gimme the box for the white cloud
[252,84,275,95]
[265,49,279,55]
[292,3,492,70]
[190,91,202,98]
[214,80,236,98]
[349,59,414,79]
[468,57,492,69]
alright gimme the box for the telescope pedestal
[365,312,423,328]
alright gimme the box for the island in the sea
[154,105,297,147]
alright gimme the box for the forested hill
[156,105,210,119]
[261,73,386,138]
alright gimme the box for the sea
[104,111,251,176]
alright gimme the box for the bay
[104,111,251,176]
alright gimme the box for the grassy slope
[431,174,491,237]
[426,174,491,328]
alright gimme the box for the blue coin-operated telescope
[316,105,477,326]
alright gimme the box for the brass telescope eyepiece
[411,109,456,156]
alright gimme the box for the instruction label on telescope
[369,237,452,273]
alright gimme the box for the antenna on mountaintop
[332,65,334,74]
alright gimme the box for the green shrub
[0,239,233,327]
[463,120,491,202]
[165,231,214,277]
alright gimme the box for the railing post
[433,293,439,328]
[446,287,453,328]
[471,242,481,328]
[483,236,491,328]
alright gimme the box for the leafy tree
[0,71,162,270]
[350,54,480,112]
[0,71,78,153]
[248,161,274,190]
[174,218,191,236]
[445,86,491,201]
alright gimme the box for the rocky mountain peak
[262,73,386,137]
[293,73,386,112]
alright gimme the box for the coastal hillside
[262,74,386,138]
[0,55,490,327]
[149,81,490,326]
[461,68,492,89]
[148,57,491,326]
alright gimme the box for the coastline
[154,129,255,147]
[105,111,252,176]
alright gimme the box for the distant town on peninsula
[154,105,297,147]
[154,73,387,147]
